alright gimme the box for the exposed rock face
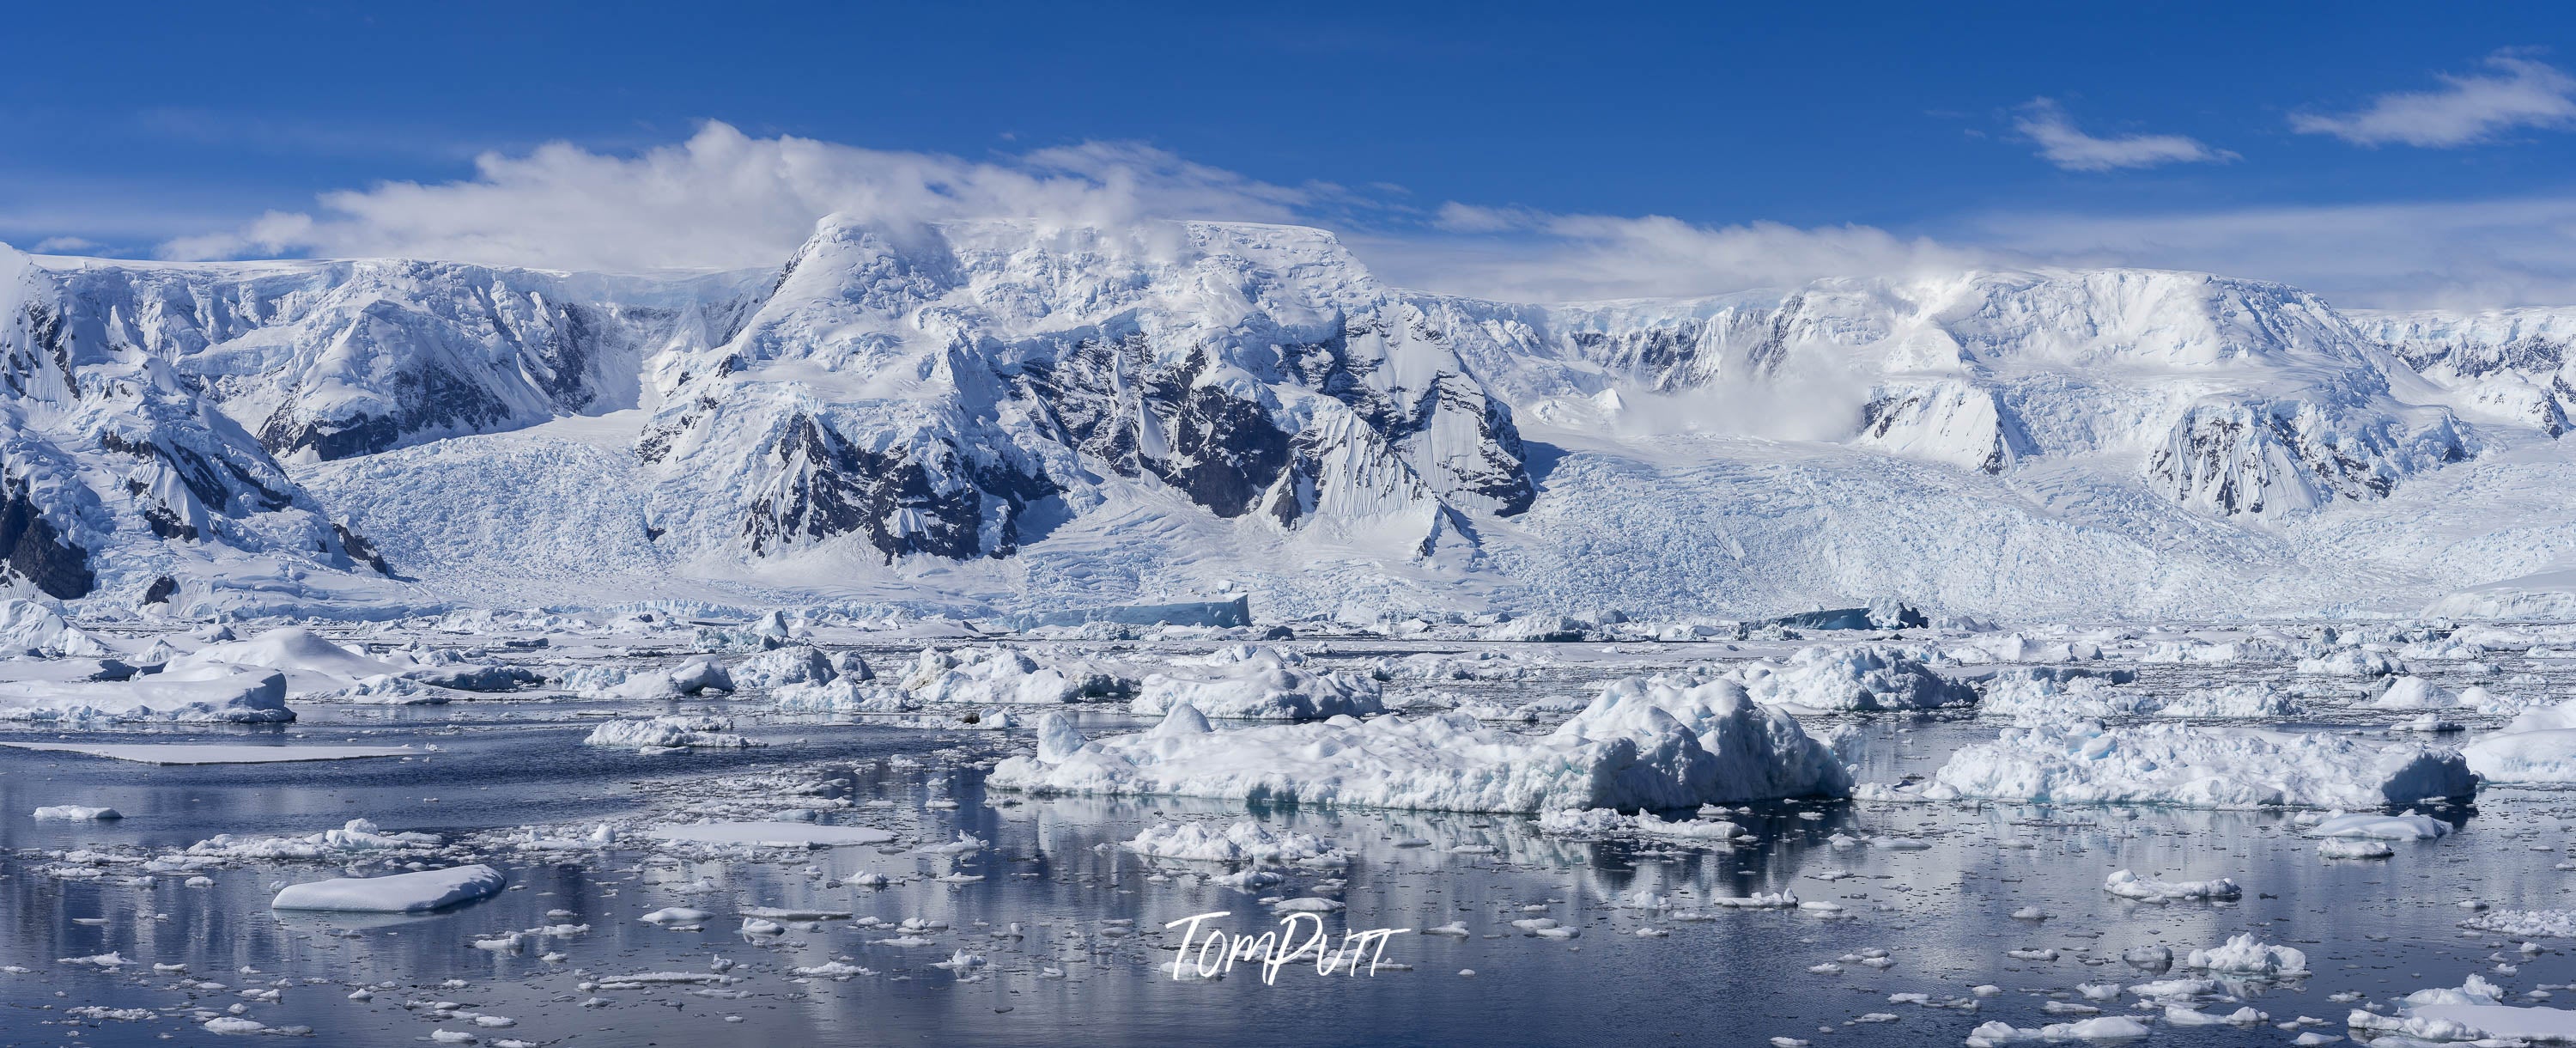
[1530,270,2469,521]
[637,219,1535,564]
[2357,308,2576,436]
[0,472,92,598]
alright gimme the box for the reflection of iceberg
[1000,595,1251,632]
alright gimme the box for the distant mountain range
[6,218,2573,620]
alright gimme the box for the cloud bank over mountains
[124,52,2576,310]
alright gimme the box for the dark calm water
[2,710,2567,1047]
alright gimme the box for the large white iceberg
[0,669,290,723]
[991,676,1850,813]
[726,645,839,691]
[1930,721,2476,808]
[2463,700,2576,783]
[1130,645,1382,720]
[1735,644,1973,712]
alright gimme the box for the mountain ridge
[5,218,2573,620]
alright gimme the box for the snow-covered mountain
[3,220,2573,620]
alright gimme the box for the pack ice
[990,675,1849,813]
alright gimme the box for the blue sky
[9,2,2576,307]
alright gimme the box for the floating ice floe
[2155,684,2299,719]
[1976,667,2144,720]
[270,864,505,912]
[645,822,896,848]
[2318,838,2394,859]
[1535,808,1745,841]
[2101,869,2240,903]
[1121,820,1349,865]
[990,674,1849,813]
[2372,675,2456,709]
[1978,668,2293,721]
[2459,910,2576,937]
[2307,812,2449,840]
[31,805,120,820]
[902,646,1127,705]
[2137,638,2298,666]
[2,742,418,765]
[190,818,443,862]
[2348,973,2576,1044]
[0,667,293,723]
[1965,1015,2151,1045]
[1370,650,1551,683]
[1735,644,1974,712]
[2180,934,2306,978]
[1929,721,2476,808]
[2294,648,2403,677]
[726,645,841,691]
[581,716,756,750]
[1130,645,1382,720]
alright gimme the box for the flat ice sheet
[646,821,897,847]
[270,864,504,912]
[2,742,418,765]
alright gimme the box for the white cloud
[1971,194,2576,309]
[135,119,2576,310]
[2292,52,2576,147]
[1373,210,1996,302]
[2014,99,2236,172]
[30,236,100,253]
[160,122,1321,271]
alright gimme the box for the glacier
[9,219,2576,620]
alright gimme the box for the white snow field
[270,864,506,912]
[990,675,1848,812]
[1927,722,2476,807]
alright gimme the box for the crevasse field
[6,605,2576,1046]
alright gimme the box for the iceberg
[1735,644,1973,712]
[1130,645,1382,720]
[902,646,1127,705]
[0,669,291,723]
[991,675,1849,813]
[1930,721,2476,808]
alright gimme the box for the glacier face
[2,222,2572,619]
